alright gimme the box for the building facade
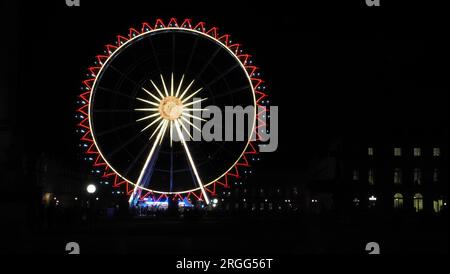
[338,129,448,216]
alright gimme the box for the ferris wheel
[76,18,268,206]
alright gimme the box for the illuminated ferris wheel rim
[85,20,259,196]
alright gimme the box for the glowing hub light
[369,196,377,201]
[87,184,97,194]
[159,96,184,121]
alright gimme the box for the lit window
[413,148,421,157]
[394,147,402,157]
[433,199,444,213]
[368,169,375,185]
[368,195,377,208]
[42,193,52,205]
[352,169,360,181]
[368,147,374,156]
[394,168,402,185]
[413,168,422,185]
[259,203,264,211]
[394,193,404,209]
[433,147,441,157]
[433,169,439,182]
[413,193,424,213]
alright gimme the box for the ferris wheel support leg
[128,120,168,207]
[174,120,210,205]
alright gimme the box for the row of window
[368,147,441,157]
[352,168,440,185]
[353,194,446,213]
[223,187,300,197]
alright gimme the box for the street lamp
[87,184,97,194]
[211,198,219,208]
[86,184,98,222]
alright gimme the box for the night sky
[8,0,449,186]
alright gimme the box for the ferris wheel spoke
[183,108,209,112]
[171,34,176,75]
[170,73,175,97]
[137,97,160,107]
[197,46,221,79]
[94,108,135,113]
[97,120,141,137]
[106,130,145,158]
[178,118,194,140]
[175,74,185,98]
[180,116,202,134]
[174,120,210,204]
[184,36,198,75]
[97,86,136,101]
[183,98,208,107]
[136,112,160,122]
[149,118,165,139]
[150,79,166,100]
[109,65,140,86]
[142,87,162,103]
[206,63,240,87]
[170,142,174,192]
[141,116,162,133]
[159,120,169,145]
[124,141,152,177]
[215,140,241,159]
[160,74,170,97]
[211,85,249,100]
[134,108,159,112]
[170,121,173,147]
[181,87,203,104]
[129,119,168,204]
[146,36,163,80]
[178,79,196,101]
[182,112,207,122]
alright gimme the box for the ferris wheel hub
[159,96,184,121]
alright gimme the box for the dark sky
[5,0,449,186]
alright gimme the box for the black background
[0,0,448,256]
[5,0,448,187]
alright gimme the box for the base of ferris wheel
[128,188,219,216]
